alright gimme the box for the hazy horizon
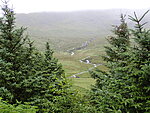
[0,0,150,14]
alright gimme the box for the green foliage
[0,1,35,103]
[0,1,86,112]
[0,97,37,113]
[90,12,150,113]
[126,10,150,112]
[42,90,95,113]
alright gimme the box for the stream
[72,63,103,77]
[71,56,103,77]
[71,52,75,56]
[67,38,103,78]
[70,56,103,77]
[67,38,94,56]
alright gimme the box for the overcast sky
[0,0,150,13]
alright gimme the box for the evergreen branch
[134,12,139,22]
[139,10,149,22]
[128,15,137,22]
[140,22,148,27]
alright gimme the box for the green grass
[55,47,106,76]
[34,30,108,94]
[69,78,95,95]
[54,46,107,94]
[71,78,95,90]
[55,52,91,76]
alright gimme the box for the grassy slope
[16,9,150,51]
[54,46,107,93]
[16,9,150,94]
[16,10,121,51]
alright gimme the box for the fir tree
[0,1,72,112]
[90,14,131,112]
[0,1,36,103]
[126,10,150,112]
[90,11,150,113]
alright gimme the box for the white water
[86,60,90,64]
[72,56,103,76]
[67,38,103,76]
[71,52,75,56]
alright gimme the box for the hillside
[16,9,150,51]
[15,9,150,92]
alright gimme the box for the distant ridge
[16,9,150,51]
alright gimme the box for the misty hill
[16,9,150,51]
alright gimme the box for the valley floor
[54,46,107,94]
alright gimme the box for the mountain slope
[16,9,149,51]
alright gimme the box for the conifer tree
[28,42,69,113]
[90,14,131,112]
[104,14,130,63]
[0,1,72,112]
[126,11,150,112]
[0,1,36,103]
[90,11,150,113]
